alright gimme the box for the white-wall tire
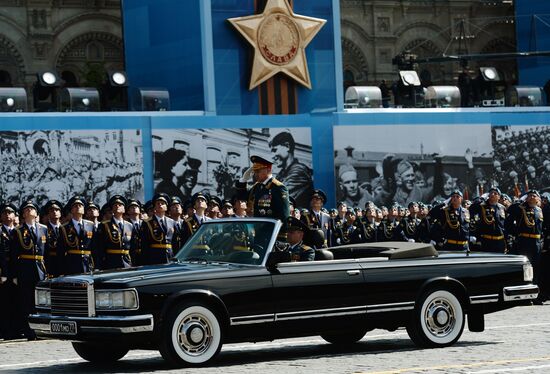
[407,289,465,348]
[160,302,223,366]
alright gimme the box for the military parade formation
[0,154,548,342]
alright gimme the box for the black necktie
[118,222,124,234]
[54,226,59,237]
[29,225,37,242]
[78,223,84,239]
[161,218,167,232]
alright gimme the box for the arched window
[61,71,78,87]
[0,70,12,87]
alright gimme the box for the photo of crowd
[333,124,494,207]
[0,130,144,207]
[492,125,550,196]
[152,127,313,207]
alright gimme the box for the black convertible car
[30,218,538,366]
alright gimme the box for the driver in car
[286,217,315,262]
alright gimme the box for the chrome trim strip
[503,285,539,302]
[276,310,366,321]
[276,305,367,319]
[358,258,527,270]
[87,283,95,317]
[367,306,414,313]
[470,294,499,304]
[230,301,417,325]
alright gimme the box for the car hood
[50,261,257,287]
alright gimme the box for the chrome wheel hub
[177,314,213,356]
[424,298,456,337]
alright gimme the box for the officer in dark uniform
[301,189,331,241]
[94,195,134,270]
[356,204,378,243]
[85,201,100,230]
[377,204,408,242]
[207,196,222,219]
[140,193,176,265]
[126,199,143,265]
[416,203,432,243]
[235,155,290,239]
[505,190,544,284]
[169,196,186,255]
[180,192,211,247]
[431,190,472,251]
[9,201,48,340]
[400,201,420,242]
[57,196,96,275]
[286,217,315,262]
[470,188,507,253]
[43,200,63,277]
[329,201,348,246]
[0,203,18,340]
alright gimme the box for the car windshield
[174,220,277,265]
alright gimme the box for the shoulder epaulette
[144,217,153,222]
[302,245,313,251]
[37,223,47,229]
[83,219,93,225]
[62,222,71,227]
[185,216,194,223]
[101,220,110,225]
[271,178,283,186]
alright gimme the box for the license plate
[50,321,77,335]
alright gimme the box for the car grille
[51,282,92,317]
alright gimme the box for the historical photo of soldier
[0,130,144,207]
[333,124,493,207]
[152,128,312,204]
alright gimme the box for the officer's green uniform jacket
[236,177,290,231]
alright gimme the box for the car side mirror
[266,251,291,270]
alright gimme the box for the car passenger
[286,217,314,262]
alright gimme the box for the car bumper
[29,313,154,337]
[503,285,539,302]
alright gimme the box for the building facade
[340,0,516,87]
[0,0,123,105]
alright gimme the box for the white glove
[239,166,254,183]
[430,240,436,246]
[0,277,6,283]
[469,236,477,244]
[408,239,415,243]
[12,278,18,285]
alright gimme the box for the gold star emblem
[228,0,326,90]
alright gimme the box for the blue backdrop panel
[211,0,338,115]
[121,0,205,111]
[515,0,550,87]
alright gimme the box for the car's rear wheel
[320,328,366,344]
[72,342,129,363]
[407,289,465,348]
[159,302,223,366]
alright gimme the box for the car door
[270,260,367,334]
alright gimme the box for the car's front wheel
[320,328,366,345]
[407,289,465,348]
[159,302,223,366]
[72,342,129,363]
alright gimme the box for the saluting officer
[431,190,472,251]
[57,196,96,275]
[471,188,507,253]
[235,155,290,238]
[286,217,315,262]
[180,192,211,247]
[9,201,48,340]
[140,193,176,265]
[43,200,63,277]
[356,204,378,243]
[94,195,134,270]
[505,190,544,283]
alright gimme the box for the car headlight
[95,289,138,310]
[35,288,51,308]
[523,263,533,282]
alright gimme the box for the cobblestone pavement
[0,304,549,374]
